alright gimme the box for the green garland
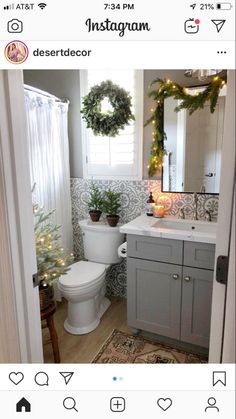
[81,80,135,137]
[145,76,226,177]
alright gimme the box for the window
[80,70,143,179]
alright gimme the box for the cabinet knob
[184,276,191,282]
[172,274,179,280]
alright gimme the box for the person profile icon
[205,397,219,412]
[5,40,28,64]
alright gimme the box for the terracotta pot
[106,214,119,227]
[39,285,54,311]
[89,210,102,222]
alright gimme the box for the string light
[146,76,224,177]
[34,204,74,289]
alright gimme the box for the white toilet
[58,220,124,335]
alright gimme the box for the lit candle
[154,204,165,218]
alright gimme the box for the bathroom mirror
[162,85,226,194]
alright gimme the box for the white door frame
[222,192,235,362]
[208,70,235,362]
[0,70,43,363]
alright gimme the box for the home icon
[16,397,31,412]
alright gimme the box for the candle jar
[154,205,165,218]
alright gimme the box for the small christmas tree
[87,181,103,211]
[33,203,74,287]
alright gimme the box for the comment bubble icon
[34,371,49,386]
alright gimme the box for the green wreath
[81,80,135,137]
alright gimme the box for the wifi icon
[38,2,47,9]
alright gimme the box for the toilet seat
[59,260,106,289]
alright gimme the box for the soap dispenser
[146,192,155,216]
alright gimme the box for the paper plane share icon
[59,372,74,385]
[212,19,226,33]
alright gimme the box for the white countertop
[120,214,217,244]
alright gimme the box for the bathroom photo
[0,69,235,364]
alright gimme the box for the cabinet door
[127,258,182,339]
[181,266,213,348]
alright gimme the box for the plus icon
[110,397,126,412]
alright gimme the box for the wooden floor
[42,297,130,363]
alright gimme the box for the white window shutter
[80,70,143,180]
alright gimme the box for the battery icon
[216,2,233,9]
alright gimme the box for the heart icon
[9,372,24,385]
[157,398,172,411]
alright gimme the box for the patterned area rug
[92,330,208,363]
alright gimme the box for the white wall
[23,70,83,178]
[24,69,211,179]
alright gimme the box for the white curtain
[25,87,73,255]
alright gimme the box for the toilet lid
[59,261,106,288]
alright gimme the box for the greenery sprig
[145,76,226,177]
[81,80,135,137]
[102,189,122,215]
[87,181,103,211]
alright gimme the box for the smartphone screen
[0,1,235,417]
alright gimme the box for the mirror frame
[161,83,225,195]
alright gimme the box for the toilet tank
[79,220,125,264]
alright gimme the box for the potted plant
[33,203,74,311]
[88,181,103,222]
[102,189,122,227]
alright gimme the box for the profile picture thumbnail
[5,40,28,64]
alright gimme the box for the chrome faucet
[179,209,185,219]
[193,193,198,220]
[204,210,212,222]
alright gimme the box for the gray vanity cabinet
[127,235,215,348]
[127,258,182,339]
[181,266,213,348]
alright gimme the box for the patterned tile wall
[71,178,219,297]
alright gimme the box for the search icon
[63,397,78,412]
